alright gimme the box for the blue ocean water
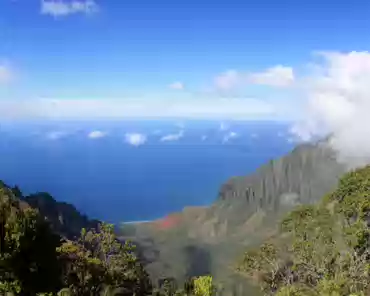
[0,120,295,223]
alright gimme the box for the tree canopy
[238,165,370,296]
[0,183,215,296]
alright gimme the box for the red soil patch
[154,214,181,230]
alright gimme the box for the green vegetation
[193,276,214,296]
[0,187,62,295]
[1,141,363,295]
[121,141,346,296]
[0,184,215,296]
[238,165,370,295]
[57,223,152,296]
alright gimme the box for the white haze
[291,51,370,166]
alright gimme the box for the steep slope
[120,140,349,294]
[0,181,99,239]
[24,192,100,239]
[207,140,346,239]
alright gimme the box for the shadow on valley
[184,245,212,278]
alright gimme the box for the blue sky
[1,0,370,121]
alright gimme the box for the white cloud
[160,130,184,142]
[87,130,106,139]
[0,64,13,84]
[290,51,370,165]
[12,50,370,167]
[46,131,69,140]
[169,82,184,90]
[0,97,275,121]
[41,0,98,17]
[219,122,229,131]
[248,65,294,87]
[222,131,238,143]
[201,135,208,141]
[124,133,147,146]
[213,66,294,92]
[214,70,244,91]
[289,123,313,142]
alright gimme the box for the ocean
[0,120,295,223]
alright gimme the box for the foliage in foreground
[238,165,370,295]
[0,185,215,296]
[152,276,215,296]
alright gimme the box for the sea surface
[0,120,296,223]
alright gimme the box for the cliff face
[0,182,99,240]
[210,141,347,232]
[24,192,100,239]
[122,140,349,294]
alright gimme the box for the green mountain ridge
[0,139,355,295]
[120,140,350,294]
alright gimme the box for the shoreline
[121,220,152,224]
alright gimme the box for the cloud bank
[88,130,106,139]
[41,0,98,17]
[46,131,70,140]
[213,65,294,91]
[248,65,294,87]
[160,130,184,142]
[124,133,147,146]
[214,70,242,91]
[0,97,274,121]
[290,51,370,165]
[5,49,370,166]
